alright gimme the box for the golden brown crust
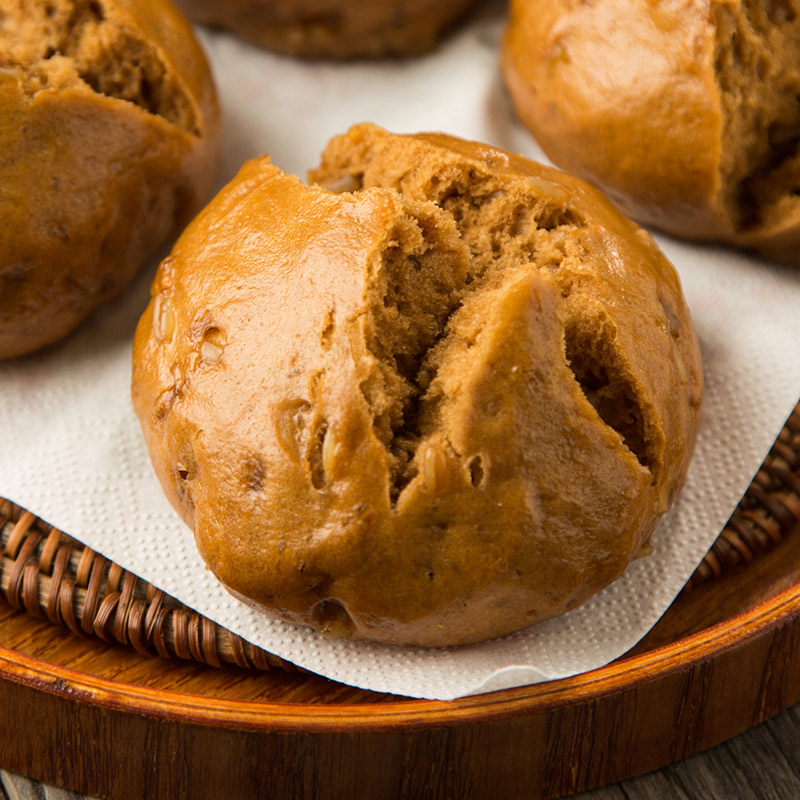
[173,0,481,59]
[0,0,220,359]
[132,125,703,647]
[502,0,800,265]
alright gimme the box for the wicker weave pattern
[686,406,800,588]
[1,405,799,671]
[0,501,296,672]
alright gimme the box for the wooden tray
[0,407,799,800]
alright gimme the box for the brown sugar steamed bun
[172,0,481,59]
[0,0,220,359]
[503,0,800,264]
[132,124,703,647]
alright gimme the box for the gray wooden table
[3,702,799,799]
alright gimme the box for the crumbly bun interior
[133,124,703,647]
[312,131,670,502]
[714,0,800,235]
[0,0,199,132]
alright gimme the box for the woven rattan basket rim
[1,405,799,673]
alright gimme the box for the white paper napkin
[2,2,800,700]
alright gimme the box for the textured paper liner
[1,406,797,678]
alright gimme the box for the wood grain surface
[5,702,800,799]
[0,512,799,800]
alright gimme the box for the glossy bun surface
[132,125,703,646]
[0,0,220,358]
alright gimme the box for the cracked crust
[132,125,703,647]
[0,0,220,359]
[502,0,800,265]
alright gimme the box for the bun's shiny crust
[173,0,480,59]
[132,125,703,647]
[0,0,220,359]
[502,0,800,264]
